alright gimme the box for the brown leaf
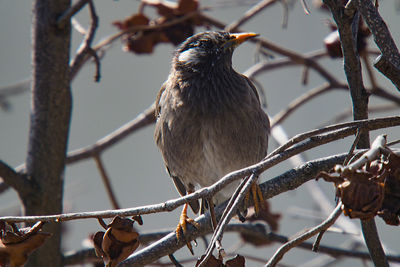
[177,0,199,14]
[94,216,140,267]
[142,0,177,17]
[0,230,51,266]
[318,160,386,220]
[93,231,105,258]
[225,255,245,267]
[379,153,400,225]
[113,13,150,30]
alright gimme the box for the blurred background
[1,0,399,266]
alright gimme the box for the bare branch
[356,0,400,90]
[0,160,32,198]
[0,152,349,224]
[324,1,389,265]
[265,202,342,267]
[198,174,257,267]
[57,0,90,27]
[69,0,100,82]
[119,154,348,266]
[66,103,155,164]
[199,13,339,85]
[93,155,120,209]
[270,83,342,128]
[0,79,30,111]
[225,0,278,32]
[63,224,400,266]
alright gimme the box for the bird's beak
[230,32,260,45]
[223,32,259,50]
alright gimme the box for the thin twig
[168,254,183,267]
[69,0,100,82]
[270,83,344,128]
[300,0,311,15]
[66,103,155,164]
[265,202,343,267]
[198,174,257,267]
[225,0,278,32]
[320,103,400,126]
[268,116,400,158]
[356,0,400,89]
[57,0,90,27]
[343,128,363,165]
[345,134,387,171]
[199,13,339,85]
[312,229,326,252]
[93,155,120,210]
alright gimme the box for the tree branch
[66,103,155,164]
[62,223,400,266]
[265,202,343,267]
[356,0,400,90]
[57,0,90,28]
[0,160,32,197]
[2,116,399,223]
[69,0,100,82]
[324,1,389,266]
[119,154,348,266]
[224,0,278,32]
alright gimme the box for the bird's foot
[176,203,200,254]
[245,182,265,216]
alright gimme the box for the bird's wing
[155,82,167,118]
[167,167,200,214]
[242,74,261,104]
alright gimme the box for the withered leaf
[94,216,140,267]
[114,0,202,54]
[113,13,150,30]
[379,153,400,225]
[0,230,51,267]
[225,255,245,267]
[177,0,199,14]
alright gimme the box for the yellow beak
[229,32,260,45]
[222,32,259,51]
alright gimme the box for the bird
[154,31,270,252]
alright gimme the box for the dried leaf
[317,159,386,220]
[113,13,150,30]
[225,255,245,267]
[379,153,400,225]
[0,228,51,267]
[113,0,202,54]
[177,0,199,14]
[94,216,140,267]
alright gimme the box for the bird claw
[245,182,265,216]
[175,204,200,254]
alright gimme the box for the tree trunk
[25,0,72,266]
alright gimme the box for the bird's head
[173,31,259,73]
